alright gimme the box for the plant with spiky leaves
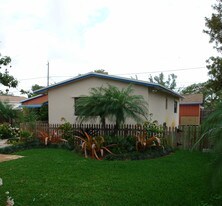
[74,130,116,160]
[193,103,222,191]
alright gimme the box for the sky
[0,0,217,96]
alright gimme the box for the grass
[0,148,216,206]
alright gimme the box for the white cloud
[0,0,216,94]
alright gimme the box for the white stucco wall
[148,90,179,127]
[48,76,179,127]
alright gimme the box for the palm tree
[75,87,107,127]
[193,103,222,191]
[75,84,148,128]
[0,101,17,124]
[203,104,222,191]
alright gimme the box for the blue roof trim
[34,72,182,98]
[20,104,43,108]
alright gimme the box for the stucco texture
[47,76,179,127]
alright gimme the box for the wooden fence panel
[20,122,211,150]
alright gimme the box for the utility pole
[47,61,49,86]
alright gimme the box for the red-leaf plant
[135,131,162,151]
[38,130,68,145]
[74,130,116,160]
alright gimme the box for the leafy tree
[204,0,222,51]
[204,0,222,102]
[20,84,44,98]
[180,82,221,109]
[148,72,177,90]
[75,84,148,129]
[93,69,108,74]
[0,53,18,94]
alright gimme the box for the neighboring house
[0,95,26,109]
[35,72,182,126]
[20,94,48,108]
[179,93,203,125]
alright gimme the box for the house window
[74,97,82,116]
[174,100,178,113]
[165,97,168,110]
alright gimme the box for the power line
[17,66,207,82]
[115,66,206,76]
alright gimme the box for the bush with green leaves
[105,146,173,161]
[104,135,136,154]
[59,118,73,140]
[143,120,164,137]
[20,130,34,143]
[0,123,20,139]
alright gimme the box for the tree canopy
[75,84,148,128]
[20,84,44,98]
[180,82,221,109]
[0,53,18,94]
[203,0,222,106]
[93,69,108,74]
[148,72,177,91]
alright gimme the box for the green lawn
[0,149,214,206]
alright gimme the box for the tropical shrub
[105,146,173,161]
[135,132,162,151]
[38,130,68,146]
[20,130,34,143]
[0,123,20,139]
[58,118,73,140]
[74,129,116,160]
[143,120,164,138]
[104,135,136,153]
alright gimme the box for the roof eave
[34,72,182,98]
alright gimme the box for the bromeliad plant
[74,129,116,160]
[135,131,162,151]
[135,118,164,151]
[38,130,68,145]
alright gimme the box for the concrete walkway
[0,154,24,163]
[0,139,24,162]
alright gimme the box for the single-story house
[20,94,48,108]
[179,93,203,125]
[35,72,182,126]
[0,95,26,109]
